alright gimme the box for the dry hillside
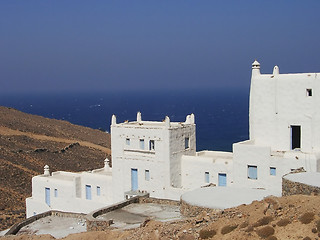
[0,106,111,230]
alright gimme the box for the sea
[0,89,249,152]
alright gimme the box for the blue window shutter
[248,165,257,179]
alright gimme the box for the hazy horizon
[1,1,320,94]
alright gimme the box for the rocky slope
[0,106,110,230]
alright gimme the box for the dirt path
[0,126,111,155]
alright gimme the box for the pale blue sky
[1,1,320,93]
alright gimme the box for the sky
[1,1,320,94]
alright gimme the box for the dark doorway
[291,125,301,149]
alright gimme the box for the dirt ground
[2,194,320,240]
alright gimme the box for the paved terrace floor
[97,203,183,230]
[17,216,86,239]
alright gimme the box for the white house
[26,60,320,217]
[26,160,113,217]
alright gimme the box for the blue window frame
[204,172,209,183]
[85,185,92,200]
[270,167,276,176]
[54,188,58,197]
[97,186,101,196]
[140,139,144,150]
[45,187,50,206]
[131,168,138,191]
[248,165,257,180]
[218,173,227,186]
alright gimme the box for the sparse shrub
[312,228,317,233]
[299,212,315,224]
[253,216,274,227]
[303,237,311,240]
[256,226,275,238]
[239,221,249,229]
[179,233,195,240]
[276,218,291,227]
[221,224,238,235]
[316,219,320,232]
[245,225,254,232]
[199,229,216,239]
[266,236,277,240]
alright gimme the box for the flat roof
[115,121,193,128]
[196,150,233,159]
[284,172,320,188]
[181,187,276,209]
[42,171,78,181]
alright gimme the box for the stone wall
[180,199,220,217]
[282,178,320,196]
[139,196,179,206]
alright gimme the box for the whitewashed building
[26,60,320,217]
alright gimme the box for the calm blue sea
[0,89,249,152]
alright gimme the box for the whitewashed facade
[26,61,320,217]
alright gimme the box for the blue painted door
[131,168,138,191]
[86,185,92,200]
[218,173,227,187]
[45,187,50,206]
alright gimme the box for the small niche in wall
[306,89,312,97]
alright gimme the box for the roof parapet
[165,116,170,128]
[137,111,142,123]
[111,115,117,126]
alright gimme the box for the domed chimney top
[44,165,50,176]
[252,60,260,69]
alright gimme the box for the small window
[145,170,150,181]
[306,89,312,96]
[185,137,190,149]
[85,185,92,200]
[140,139,144,150]
[248,165,257,180]
[270,167,276,176]
[149,140,155,150]
[204,172,210,183]
[97,186,101,196]
[218,173,227,186]
[54,189,58,197]
[33,212,37,216]
[126,138,130,145]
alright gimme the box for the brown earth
[0,106,110,230]
[2,194,320,239]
